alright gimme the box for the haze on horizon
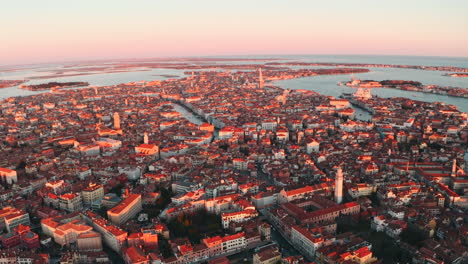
[2,0,468,65]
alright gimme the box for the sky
[2,0,468,65]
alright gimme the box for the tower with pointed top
[258,68,264,88]
[335,167,344,204]
[114,112,121,130]
[94,86,98,95]
[451,158,457,177]
[144,132,149,144]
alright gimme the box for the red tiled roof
[108,194,141,215]
[284,185,314,197]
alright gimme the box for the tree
[109,184,124,197]
[400,227,426,247]
[158,235,174,258]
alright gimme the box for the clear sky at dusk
[2,0,468,65]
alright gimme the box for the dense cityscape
[0,64,467,264]
[2,0,468,263]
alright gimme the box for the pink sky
[2,0,467,65]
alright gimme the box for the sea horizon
[2,53,468,68]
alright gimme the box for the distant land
[19,81,89,91]
[0,80,24,89]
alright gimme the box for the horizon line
[2,53,468,68]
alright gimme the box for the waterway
[171,103,205,125]
[273,67,468,113]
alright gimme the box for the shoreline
[343,79,468,99]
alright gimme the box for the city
[0,65,467,264]
[1,1,468,264]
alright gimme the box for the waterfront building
[353,87,372,99]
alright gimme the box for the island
[19,81,89,91]
[152,74,179,78]
[445,73,468,77]
[0,80,25,89]
[343,78,468,98]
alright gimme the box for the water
[172,103,204,125]
[1,55,467,113]
[273,68,468,113]
[219,54,468,68]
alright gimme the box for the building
[253,245,282,264]
[232,158,248,171]
[203,236,223,257]
[101,193,122,208]
[306,139,320,154]
[335,168,344,204]
[348,183,376,199]
[1,232,21,248]
[124,246,149,264]
[0,224,39,249]
[353,86,372,99]
[81,183,104,205]
[16,225,40,249]
[59,193,83,212]
[114,112,121,130]
[302,202,360,225]
[338,246,375,263]
[258,68,264,88]
[141,227,159,248]
[45,180,67,194]
[290,226,326,259]
[0,167,17,185]
[199,123,215,132]
[107,194,142,225]
[41,218,93,247]
[251,192,278,209]
[0,207,30,233]
[135,144,159,156]
[95,137,122,151]
[77,231,103,251]
[278,186,315,204]
[84,211,128,253]
[222,209,258,229]
[53,220,93,246]
[221,232,246,253]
